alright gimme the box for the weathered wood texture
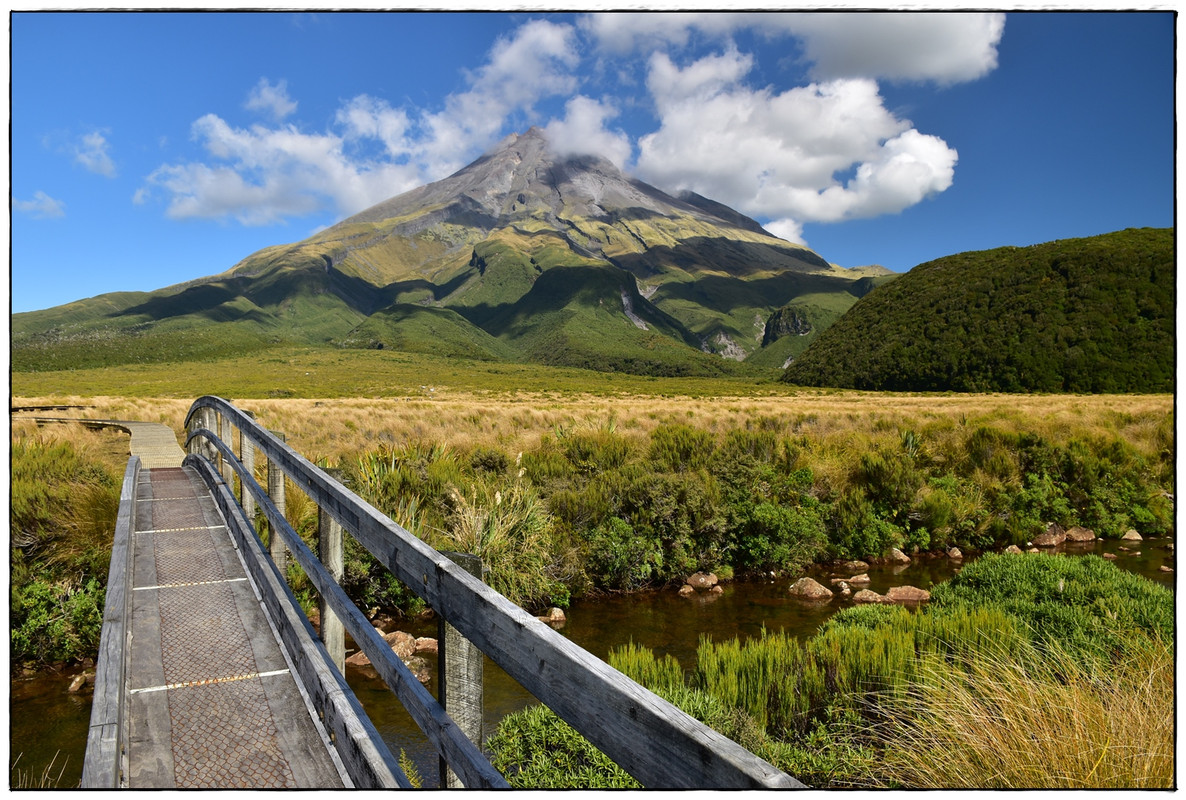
[318,503,346,672]
[440,551,485,789]
[81,456,140,788]
[186,396,803,789]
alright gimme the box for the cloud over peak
[136,12,1001,239]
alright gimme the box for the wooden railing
[183,395,803,789]
[81,456,140,788]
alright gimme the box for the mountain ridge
[13,128,883,375]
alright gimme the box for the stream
[10,536,1174,787]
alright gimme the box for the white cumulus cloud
[15,190,66,219]
[583,11,1005,86]
[139,113,423,225]
[636,52,958,227]
[416,18,580,177]
[245,78,298,120]
[140,19,584,226]
[75,130,116,177]
[543,96,632,168]
[778,12,1006,85]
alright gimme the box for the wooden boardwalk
[67,415,389,788]
[79,398,802,789]
[123,465,347,787]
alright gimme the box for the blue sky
[10,10,1175,314]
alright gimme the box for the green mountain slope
[783,228,1174,393]
[13,128,883,376]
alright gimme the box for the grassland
[11,346,1171,469]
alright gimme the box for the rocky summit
[13,128,887,376]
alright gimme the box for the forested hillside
[783,228,1173,393]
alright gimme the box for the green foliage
[785,228,1175,393]
[486,703,640,789]
[648,423,715,472]
[11,577,106,666]
[931,553,1174,659]
[10,434,121,666]
[584,517,663,591]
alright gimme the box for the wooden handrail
[185,396,803,789]
[81,456,140,788]
[186,427,504,789]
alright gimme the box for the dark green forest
[783,228,1173,393]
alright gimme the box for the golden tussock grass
[12,391,1172,472]
[864,635,1175,789]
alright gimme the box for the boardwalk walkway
[16,412,355,787]
[12,415,186,468]
[125,465,346,787]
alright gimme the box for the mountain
[13,128,882,376]
[782,228,1174,393]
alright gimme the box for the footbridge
[73,396,802,789]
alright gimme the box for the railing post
[203,408,219,462]
[319,470,345,672]
[240,429,256,526]
[438,552,484,789]
[268,432,288,576]
[220,413,235,488]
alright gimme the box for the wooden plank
[81,456,140,788]
[190,396,803,789]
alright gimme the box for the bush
[11,576,106,665]
[648,424,715,472]
[732,501,827,573]
[584,517,662,591]
[930,553,1174,659]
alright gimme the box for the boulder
[678,584,695,598]
[788,577,833,601]
[886,585,931,603]
[537,607,566,625]
[404,656,431,685]
[414,637,438,656]
[1102,552,1118,560]
[346,635,432,684]
[852,589,892,605]
[888,548,912,565]
[384,630,417,660]
[709,585,724,595]
[67,673,89,693]
[1158,565,1174,573]
[1122,529,1143,542]
[848,573,871,586]
[837,584,852,597]
[947,547,963,560]
[1065,526,1096,542]
[1004,544,1023,554]
[1032,524,1066,547]
[839,560,870,573]
[686,572,719,590]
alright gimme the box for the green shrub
[585,517,663,591]
[732,501,827,573]
[469,445,510,475]
[11,576,106,665]
[648,424,715,472]
[931,553,1174,659]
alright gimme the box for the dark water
[12,536,1175,787]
